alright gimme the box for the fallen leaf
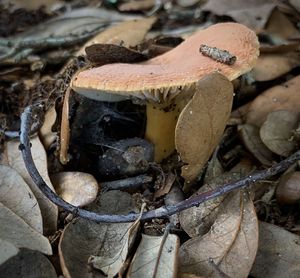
[50,172,99,207]
[176,0,206,8]
[251,221,300,278]
[154,172,176,199]
[39,106,57,150]
[4,0,62,12]
[216,192,258,277]
[0,165,43,234]
[260,110,298,156]
[0,202,52,255]
[179,191,258,278]
[59,191,138,278]
[252,53,300,81]
[238,124,274,166]
[78,17,156,54]
[276,171,300,204]
[127,233,179,278]
[175,73,233,182]
[203,152,224,185]
[0,249,57,278]
[86,43,147,66]
[179,274,205,278]
[118,0,155,12]
[15,8,138,41]
[289,0,300,12]
[246,75,300,127]
[265,8,300,39]
[179,182,226,237]
[7,136,58,235]
[180,161,251,237]
[59,87,71,165]
[0,239,19,265]
[202,0,276,30]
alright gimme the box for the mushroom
[71,23,259,162]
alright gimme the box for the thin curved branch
[20,105,300,223]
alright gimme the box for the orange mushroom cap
[72,22,259,103]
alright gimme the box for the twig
[20,105,300,223]
[152,223,173,278]
[102,174,153,192]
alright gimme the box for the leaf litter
[1,0,300,277]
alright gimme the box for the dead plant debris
[1,0,300,277]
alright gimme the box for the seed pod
[199,44,237,65]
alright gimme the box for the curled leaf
[260,110,298,157]
[238,124,274,166]
[175,73,233,182]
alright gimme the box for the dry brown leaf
[0,239,19,265]
[180,161,251,238]
[90,216,140,277]
[50,172,98,207]
[39,106,57,150]
[179,191,241,276]
[289,0,300,12]
[127,233,179,278]
[203,152,224,185]
[7,136,58,235]
[179,182,226,238]
[0,202,52,255]
[246,75,300,127]
[15,8,137,41]
[216,192,258,277]
[59,191,138,278]
[265,8,300,39]
[179,191,258,278]
[0,165,43,234]
[252,53,300,81]
[238,124,274,166]
[179,274,205,278]
[0,249,57,278]
[251,221,300,278]
[202,0,276,30]
[118,0,155,11]
[260,110,298,157]
[154,173,176,199]
[276,171,300,204]
[175,73,233,182]
[78,17,156,54]
[3,0,62,12]
[176,0,205,8]
[229,102,252,125]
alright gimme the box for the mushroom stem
[145,94,193,161]
[145,104,179,161]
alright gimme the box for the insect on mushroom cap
[71,22,259,103]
